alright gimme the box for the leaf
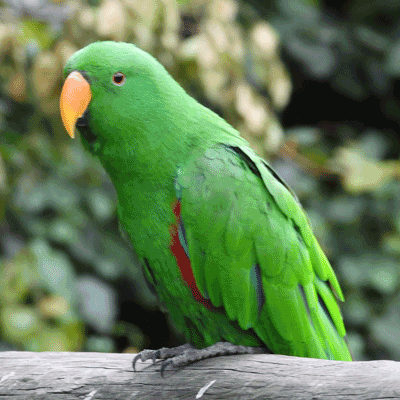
[370,306,400,360]
[19,21,54,50]
[30,238,76,301]
[332,147,400,194]
[75,275,117,334]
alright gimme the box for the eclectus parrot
[60,41,352,372]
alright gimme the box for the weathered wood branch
[0,351,398,399]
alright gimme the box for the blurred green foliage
[1,0,400,361]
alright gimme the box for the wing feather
[175,143,351,360]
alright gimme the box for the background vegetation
[1,0,400,361]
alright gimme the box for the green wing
[175,143,352,361]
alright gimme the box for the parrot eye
[112,72,126,86]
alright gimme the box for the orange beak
[60,71,92,138]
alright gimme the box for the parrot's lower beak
[60,71,92,138]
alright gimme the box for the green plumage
[63,41,352,361]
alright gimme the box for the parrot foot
[132,342,267,377]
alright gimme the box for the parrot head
[59,41,192,179]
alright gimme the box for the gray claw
[160,360,173,378]
[132,353,142,372]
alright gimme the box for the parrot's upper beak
[60,71,92,138]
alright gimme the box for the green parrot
[60,41,352,372]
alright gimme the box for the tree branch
[0,351,397,399]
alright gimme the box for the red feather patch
[170,200,215,310]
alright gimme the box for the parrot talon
[160,360,173,378]
[133,342,268,376]
[132,352,147,371]
[132,354,141,372]
[152,350,160,363]
[132,349,160,371]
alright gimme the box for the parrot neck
[90,83,242,209]
[98,98,232,194]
